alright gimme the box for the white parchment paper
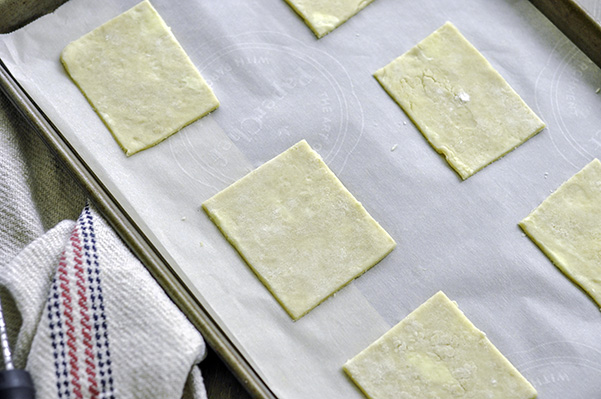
[1,0,601,397]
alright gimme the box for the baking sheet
[581,0,600,22]
[1,0,601,397]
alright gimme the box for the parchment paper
[1,0,601,397]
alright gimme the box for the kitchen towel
[0,90,208,399]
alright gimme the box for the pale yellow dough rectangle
[61,0,219,156]
[203,140,396,320]
[344,291,537,399]
[374,22,545,179]
[520,159,601,306]
[284,0,375,38]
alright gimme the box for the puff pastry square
[203,140,395,320]
[284,0,375,38]
[61,1,219,156]
[344,291,537,399]
[374,22,545,179]
[520,159,601,306]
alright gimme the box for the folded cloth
[0,90,208,399]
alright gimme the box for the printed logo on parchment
[534,3,601,168]
[511,341,601,396]
[170,31,363,190]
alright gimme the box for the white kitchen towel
[29,203,208,399]
[0,89,208,399]
[0,219,75,370]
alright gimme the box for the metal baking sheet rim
[0,60,277,399]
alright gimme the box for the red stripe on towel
[58,240,83,399]
[72,229,100,398]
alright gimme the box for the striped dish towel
[1,204,207,399]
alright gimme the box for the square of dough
[344,291,537,399]
[374,22,545,179]
[284,0,375,38]
[203,140,396,320]
[61,0,219,156]
[520,159,601,306]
